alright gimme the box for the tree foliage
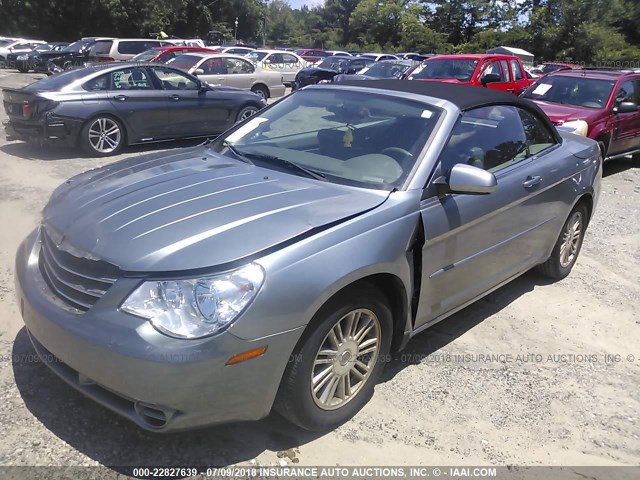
[0,0,637,62]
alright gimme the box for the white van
[88,38,172,62]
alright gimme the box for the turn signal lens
[226,346,268,365]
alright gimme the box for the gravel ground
[0,70,639,476]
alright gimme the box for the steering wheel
[381,147,414,165]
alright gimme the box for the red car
[131,46,220,64]
[522,68,640,161]
[406,54,534,95]
[294,49,329,64]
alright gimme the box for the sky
[288,0,324,9]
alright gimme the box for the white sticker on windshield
[225,117,269,143]
[421,110,434,119]
[532,83,553,95]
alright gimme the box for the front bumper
[15,228,304,432]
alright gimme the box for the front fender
[228,191,422,341]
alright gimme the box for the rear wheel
[275,285,392,431]
[537,203,588,280]
[633,152,640,167]
[250,85,269,100]
[235,105,258,123]
[0,57,6,69]
[80,116,125,157]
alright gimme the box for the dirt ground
[0,70,638,474]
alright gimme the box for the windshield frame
[209,87,446,191]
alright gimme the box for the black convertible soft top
[333,79,535,111]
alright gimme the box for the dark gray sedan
[3,63,265,156]
[15,80,601,432]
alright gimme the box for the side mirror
[199,82,209,92]
[436,164,497,195]
[263,59,271,64]
[193,68,204,76]
[480,73,501,86]
[614,101,638,114]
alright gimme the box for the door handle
[506,88,515,93]
[114,95,127,101]
[523,175,542,188]
[171,94,180,101]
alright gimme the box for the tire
[275,285,393,431]
[0,57,5,69]
[597,141,607,161]
[632,153,640,167]
[80,116,125,157]
[536,203,588,280]
[250,84,269,100]
[235,105,259,123]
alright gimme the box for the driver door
[151,66,233,136]
[414,105,565,328]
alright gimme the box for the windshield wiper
[236,151,327,181]
[220,140,254,165]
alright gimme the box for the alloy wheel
[88,118,122,154]
[239,107,257,121]
[560,211,583,268]
[311,308,381,411]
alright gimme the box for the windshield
[246,51,269,62]
[211,89,442,190]
[522,75,615,108]
[317,57,349,71]
[361,62,410,78]
[409,59,478,81]
[165,54,201,71]
[132,49,161,62]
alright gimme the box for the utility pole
[262,1,268,48]
[234,17,238,41]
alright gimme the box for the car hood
[42,146,389,272]
[531,100,601,123]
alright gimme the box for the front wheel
[235,105,258,123]
[537,203,588,280]
[80,116,125,156]
[275,285,392,431]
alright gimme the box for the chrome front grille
[38,229,120,311]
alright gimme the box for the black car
[45,39,103,74]
[11,42,69,73]
[3,63,265,156]
[292,56,375,90]
[333,59,417,83]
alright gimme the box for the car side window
[517,108,558,155]
[225,58,254,74]
[201,57,226,74]
[82,73,110,91]
[616,80,636,104]
[282,54,299,66]
[153,67,199,90]
[483,61,505,81]
[111,68,153,90]
[511,60,523,81]
[438,105,529,174]
[268,53,283,64]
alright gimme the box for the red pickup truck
[406,53,535,95]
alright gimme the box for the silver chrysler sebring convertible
[15,80,601,432]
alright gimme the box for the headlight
[558,120,588,136]
[121,263,265,339]
[317,79,331,84]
